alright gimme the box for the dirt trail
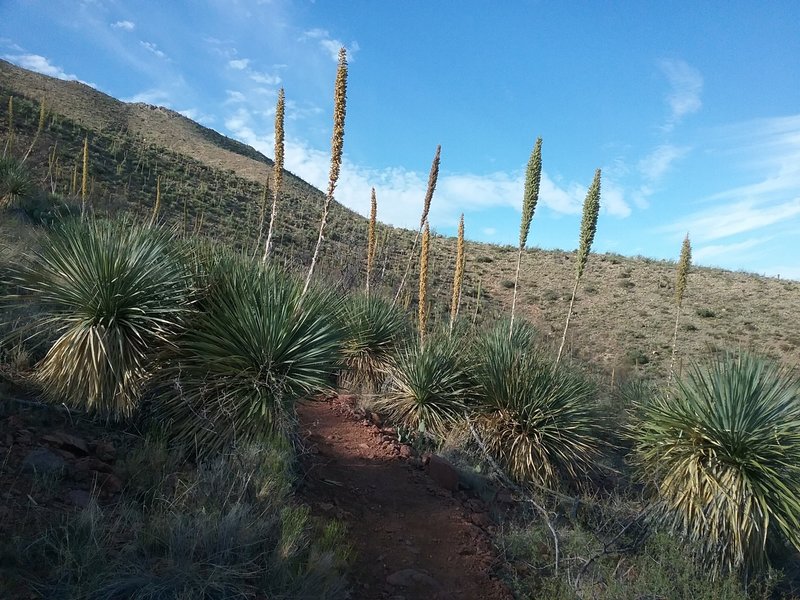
[297,396,512,600]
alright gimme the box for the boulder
[22,448,66,475]
[427,454,459,492]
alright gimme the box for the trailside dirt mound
[297,396,512,600]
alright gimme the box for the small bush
[340,293,409,392]
[624,349,649,365]
[380,335,472,437]
[29,444,349,599]
[470,321,601,487]
[476,255,493,263]
[631,352,800,574]
[5,218,190,420]
[696,307,716,318]
[500,280,515,289]
[154,250,343,457]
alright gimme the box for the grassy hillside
[2,58,799,383]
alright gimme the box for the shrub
[30,444,349,599]
[340,292,409,392]
[154,251,343,457]
[631,352,800,574]
[380,335,472,437]
[500,279,515,289]
[0,157,34,208]
[6,218,189,419]
[470,321,601,488]
[696,307,716,318]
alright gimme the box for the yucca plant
[304,48,347,295]
[149,175,161,226]
[263,87,285,262]
[154,252,344,457]
[380,335,472,437]
[365,187,377,295]
[631,352,800,575]
[80,135,89,221]
[340,292,409,392]
[418,221,430,344]
[0,156,34,208]
[449,213,466,335]
[6,218,189,420]
[509,137,542,337]
[556,168,601,365]
[393,145,441,305]
[471,320,600,488]
[21,97,46,164]
[669,234,691,383]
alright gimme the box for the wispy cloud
[140,40,167,59]
[693,236,771,262]
[301,28,359,61]
[659,59,703,130]
[638,144,690,182]
[125,88,173,105]
[111,20,135,31]
[228,58,249,70]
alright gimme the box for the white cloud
[659,59,703,129]
[178,108,215,125]
[228,58,250,70]
[111,20,135,31]
[225,90,247,104]
[250,71,282,85]
[140,40,167,59]
[5,53,78,80]
[664,198,800,242]
[638,144,690,182]
[126,88,172,106]
[301,28,359,62]
[483,227,497,236]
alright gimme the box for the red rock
[427,454,459,492]
[41,432,89,455]
[398,445,413,459]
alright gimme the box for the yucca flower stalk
[71,163,77,196]
[366,187,378,295]
[556,168,601,366]
[252,181,270,257]
[510,137,542,338]
[263,87,285,262]
[449,213,466,335]
[149,176,161,226]
[418,222,430,345]
[21,98,46,164]
[303,49,347,296]
[393,145,441,305]
[631,352,800,575]
[80,135,89,221]
[3,96,12,158]
[669,234,691,383]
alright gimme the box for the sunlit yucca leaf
[472,320,600,488]
[340,292,409,392]
[7,218,189,419]
[0,156,35,208]
[154,252,344,457]
[631,352,800,575]
[380,335,472,437]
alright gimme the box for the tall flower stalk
[21,98,46,164]
[449,213,466,335]
[556,169,601,366]
[149,176,161,226]
[303,48,347,296]
[669,234,692,383]
[418,222,431,345]
[80,135,89,221]
[366,187,378,295]
[509,138,542,338]
[3,96,12,158]
[263,87,285,262]
[393,145,441,305]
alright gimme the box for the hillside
[2,58,799,383]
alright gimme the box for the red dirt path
[297,396,512,600]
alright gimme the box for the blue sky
[2,1,800,278]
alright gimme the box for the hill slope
[2,58,799,382]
